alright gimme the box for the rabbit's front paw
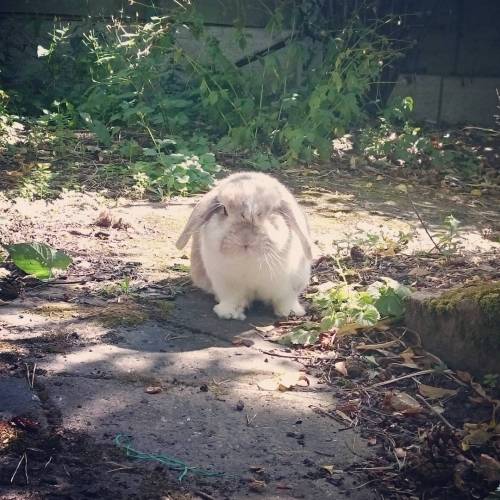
[274,300,305,318]
[214,302,246,321]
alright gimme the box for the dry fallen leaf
[145,386,162,394]
[384,391,422,415]
[399,347,420,369]
[232,337,254,347]
[95,210,113,228]
[254,325,275,334]
[334,361,348,377]
[408,266,430,277]
[356,340,398,351]
[394,447,407,459]
[248,479,266,492]
[258,374,310,392]
[418,383,458,400]
[478,454,500,482]
[461,423,496,451]
[456,370,472,383]
[367,437,377,446]
[321,465,342,475]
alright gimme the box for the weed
[435,215,462,255]
[358,96,480,175]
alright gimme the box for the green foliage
[6,242,72,279]
[359,96,480,175]
[277,323,321,347]
[24,3,405,167]
[18,163,55,200]
[435,214,462,255]
[130,150,221,197]
[313,278,410,331]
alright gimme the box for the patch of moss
[32,299,173,327]
[427,281,500,324]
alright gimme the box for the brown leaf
[478,454,500,482]
[418,384,458,400]
[408,266,430,277]
[95,210,113,228]
[321,465,342,475]
[394,447,407,459]
[334,361,348,377]
[232,337,254,347]
[399,347,420,369]
[356,340,398,351]
[254,325,275,334]
[384,391,422,415]
[456,370,472,383]
[367,437,377,446]
[461,423,495,451]
[248,479,266,492]
[145,386,162,394]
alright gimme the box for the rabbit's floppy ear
[176,190,221,249]
[279,199,312,260]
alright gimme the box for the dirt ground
[0,167,499,499]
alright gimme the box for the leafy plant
[22,2,407,167]
[359,96,480,174]
[130,150,221,197]
[435,215,462,255]
[18,163,55,200]
[6,242,72,279]
[313,278,410,331]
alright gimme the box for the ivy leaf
[7,243,72,280]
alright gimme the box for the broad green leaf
[277,327,320,347]
[7,243,72,280]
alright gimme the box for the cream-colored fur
[176,172,312,320]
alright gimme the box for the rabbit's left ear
[176,190,220,249]
[279,200,312,260]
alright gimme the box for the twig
[407,195,443,254]
[194,490,217,500]
[24,453,29,484]
[246,413,257,426]
[415,394,457,430]
[259,349,316,360]
[31,363,36,389]
[10,453,26,484]
[43,456,53,470]
[370,369,449,388]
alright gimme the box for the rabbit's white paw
[274,300,305,318]
[214,302,247,321]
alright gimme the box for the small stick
[415,394,457,430]
[11,453,26,484]
[246,413,257,426]
[24,453,29,484]
[31,363,37,389]
[259,349,316,360]
[370,369,449,388]
[407,195,443,254]
[43,456,53,470]
[194,490,217,500]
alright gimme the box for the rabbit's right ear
[175,191,220,249]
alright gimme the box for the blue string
[114,434,225,482]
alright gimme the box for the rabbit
[176,172,312,320]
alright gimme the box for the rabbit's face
[214,180,289,257]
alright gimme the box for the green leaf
[7,243,72,280]
[375,290,405,318]
[277,327,320,347]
